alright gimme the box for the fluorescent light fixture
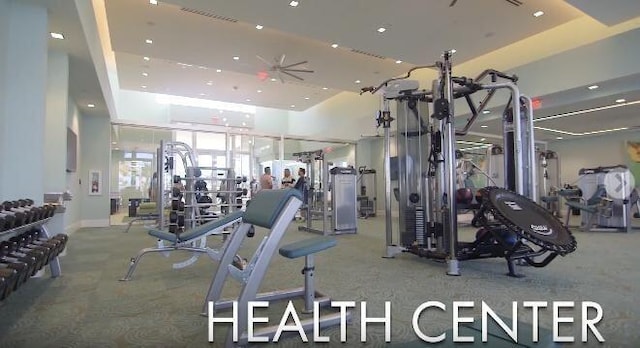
[255,24,263,30]
[216,69,222,73]
[322,87,328,90]
[616,98,626,103]
[534,125,630,136]
[156,94,257,114]
[149,0,158,5]
[50,32,64,40]
[587,85,599,90]
[582,127,629,136]
[304,97,310,100]
[145,39,153,44]
[257,90,262,93]
[459,145,492,151]
[534,99,640,122]
[87,104,95,108]
[457,140,488,146]
[377,27,386,33]
[395,60,402,64]
[142,72,148,77]
[482,110,491,114]
[206,81,213,86]
[143,56,150,61]
[290,104,296,108]
[355,80,361,84]
[480,125,488,128]
[289,1,299,7]
[331,43,339,48]
[556,137,563,140]
[533,10,544,17]
[233,56,240,60]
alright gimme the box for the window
[196,132,226,150]
[175,130,193,147]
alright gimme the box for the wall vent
[180,7,239,23]
[350,49,386,60]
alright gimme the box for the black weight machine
[357,166,377,218]
[361,51,576,277]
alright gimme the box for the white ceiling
[22,0,640,145]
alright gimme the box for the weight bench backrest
[243,189,303,229]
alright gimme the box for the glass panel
[175,130,193,147]
[196,132,226,150]
[198,154,213,167]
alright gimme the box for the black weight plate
[482,187,577,254]
[171,200,179,211]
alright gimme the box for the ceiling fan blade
[283,68,314,73]
[280,60,308,69]
[279,54,286,66]
[450,0,458,7]
[281,70,304,81]
[256,55,272,67]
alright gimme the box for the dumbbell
[0,257,30,290]
[0,210,26,227]
[2,240,47,271]
[0,242,39,278]
[50,234,69,253]
[177,215,185,227]
[26,230,64,258]
[172,187,183,199]
[4,201,36,223]
[168,225,178,234]
[21,200,47,221]
[0,267,19,300]
[9,235,52,267]
[173,175,181,184]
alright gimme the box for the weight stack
[415,207,425,246]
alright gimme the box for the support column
[0,0,48,203]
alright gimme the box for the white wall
[79,115,111,226]
[65,101,82,232]
[548,131,640,185]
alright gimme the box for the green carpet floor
[0,217,639,347]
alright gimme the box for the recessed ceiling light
[377,27,386,33]
[50,32,64,40]
[145,39,153,44]
[480,138,486,141]
[616,98,626,103]
[245,114,250,118]
[270,78,277,82]
[142,72,148,77]
[143,56,150,61]
[533,10,544,17]
[206,81,213,86]
[322,87,328,90]
[556,136,563,140]
[233,56,240,60]
[482,110,491,114]
[112,142,117,145]
[141,85,147,89]
[199,93,206,96]
[216,69,222,73]
[257,90,262,93]
[223,118,227,121]
[149,0,158,5]
[331,43,339,48]
[225,123,229,127]
[304,97,310,100]
[290,104,296,108]
[289,1,299,7]
[242,122,246,126]
[256,24,264,30]
[114,147,120,150]
[395,60,402,64]
[588,85,599,90]
[480,125,488,128]
[88,104,95,108]
[246,98,251,102]
[450,49,457,54]
[355,80,361,84]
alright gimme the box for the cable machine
[361,51,576,277]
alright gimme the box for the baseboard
[81,219,110,228]
[64,221,81,235]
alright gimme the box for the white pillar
[0,0,48,203]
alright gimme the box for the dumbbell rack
[0,217,61,277]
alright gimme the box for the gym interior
[1,0,640,347]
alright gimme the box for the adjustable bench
[120,210,243,281]
[203,189,348,346]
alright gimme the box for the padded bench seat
[279,236,337,259]
[148,210,243,243]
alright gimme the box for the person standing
[259,167,273,191]
[281,168,295,188]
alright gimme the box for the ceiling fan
[256,54,314,83]
[450,0,522,7]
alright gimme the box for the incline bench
[120,210,243,281]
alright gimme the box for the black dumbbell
[173,175,181,184]
[178,201,185,212]
[50,234,69,253]
[9,236,52,266]
[0,241,46,272]
[0,259,30,290]
[1,210,25,227]
[169,211,178,224]
[177,215,185,227]
[171,200,179,211]
[0,267,19,300]
[26,230,63,258]
[172,187,182,198]
[168,225,177,234]
[7,201,36,224]
[0,243,38,278]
